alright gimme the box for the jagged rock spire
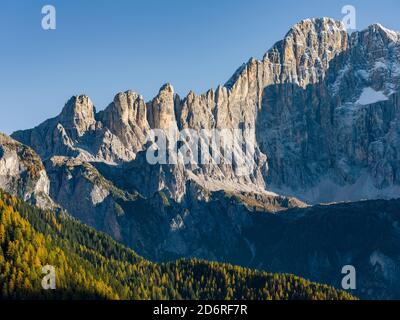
[148,83,179,130]
[59,95,96,137]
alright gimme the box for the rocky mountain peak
[272,17,348,86]
[59,95,96,137]
[102,90,146,126]
[353,23,400,48]
[368,23,400,42]
[148,83,178,130]
[159,82,174,94]
[98,90,150,157]
[0,133,53,208]
[286,17,346,36]
[226,18,349,92]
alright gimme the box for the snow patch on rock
[356,87,388,105]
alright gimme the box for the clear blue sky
[1,0,399,134]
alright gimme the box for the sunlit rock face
[256,21,400,203]
[0,133,53,208]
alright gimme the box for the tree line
[0,190,356,300]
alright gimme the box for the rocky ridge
[12,18,400,204]
[0,133,53,208]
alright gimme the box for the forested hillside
[0,190,355,300]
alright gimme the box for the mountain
[12,18,400,204]
[0,133,53,208]
[0,189,354,300]
[256,21,400,203]
[4,17,400,299]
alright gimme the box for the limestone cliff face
[148,83,179,131]
[45,156,129,241]
[173,18,399,203]
[12,94,141,164]
[98,91,150,158]
[257,22,400,202]
[11,18,400,205]
[59,95,97,138]
[0,133,53,208]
